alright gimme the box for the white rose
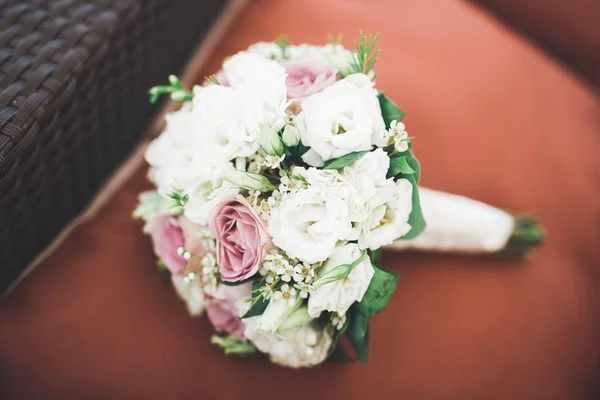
[357,178,413,250]
[297,73,385,166]
[172,277,206,316]
[308,243,375,318]
[244,318,332,368]
[222,52,288,129]
[268,186,352,264]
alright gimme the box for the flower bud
[257,297,302,334]
[221,169,277,192]
[281,124,301,147]
[259,124,284,156]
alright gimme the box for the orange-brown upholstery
[472,0,600,89]
[1,0,599,398]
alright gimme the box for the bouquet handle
[385,188,544,257]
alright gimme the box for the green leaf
[241,281,270,319]
[355,265,399,316]
[368,248,382,267]
[378,92,405,127]
[399,172,426,239]
[387,147,425,240]
[388,155,415,177]
[323,151,369,170]
[347,310,370,362]
[211,335,258,356]
[328,341,353,362]
[312,251,367,289]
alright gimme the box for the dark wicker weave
[0,0,227,293]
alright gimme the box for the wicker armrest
[0,0,228,293]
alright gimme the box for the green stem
[498,215,545,257]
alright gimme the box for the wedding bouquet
[134,33,543,368]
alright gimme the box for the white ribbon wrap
[385,188,515,253]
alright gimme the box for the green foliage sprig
[348,31,380,75]
[148,75,194,104]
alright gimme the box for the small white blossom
[247,153,267,174]
[273,284,297,306]
[294,262,316,283]
[378,120,409,152]
[278,174,306,193]
[263,250,288,271]
[257,195,278,221]
[264,154,285,169]
[294,282,312,299]
[276,262,295,283]
[331,312,347,330]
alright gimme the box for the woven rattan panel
[0,0,227,293]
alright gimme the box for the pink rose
[210,195,271,282]
[149,216,206,277]
[282,55,337,100]
[207,283,252,339]
[149,216,186,276]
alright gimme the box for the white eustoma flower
[145,110,204,193]
[308,243,375,318]
[337,149,413,249]
[268,185,352,264]
[191,84,266,162]
[172,277,206,316]
[341,149,390,223]
[291,165,345,190]
[244,318,332,368]
[222,51,288,130]
[357,178,413,249]
[296,73,385,166]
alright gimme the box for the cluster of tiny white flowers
[199,252,219,294]
[177,225,220,293]
[247,153,268,174]
[264,154,286,170]
[331,312,347,330]
[199,226,216,252]
[247,151,285,174]
[176,246,192,261]
[259,249,318,301]
[248,190,283,222]
[380,119,409,152]
[278,174,306,194]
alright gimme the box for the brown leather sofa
[1,0,599,398]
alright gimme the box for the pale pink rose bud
[281,55,337,100]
